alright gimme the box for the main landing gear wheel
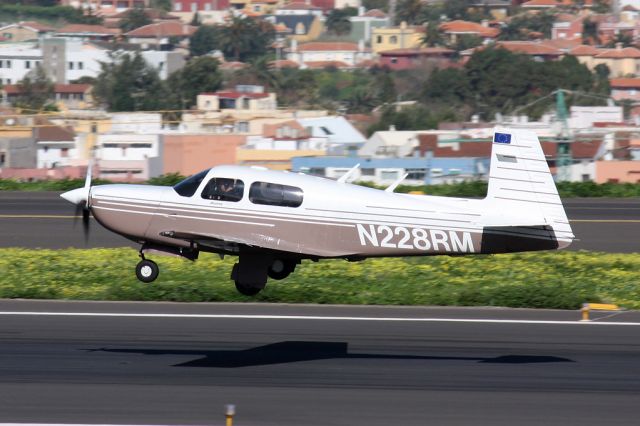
[136,259,159,283]
[267,259,295,280]
[234,281,263,296]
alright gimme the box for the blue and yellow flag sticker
[494,133,511,144]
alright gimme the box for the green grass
[1,248,639,310]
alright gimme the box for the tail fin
[485,127,574,249]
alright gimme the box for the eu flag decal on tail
[494,133,511,144]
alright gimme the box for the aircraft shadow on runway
[88,341,574,368]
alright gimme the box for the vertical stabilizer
[485,128,574,249]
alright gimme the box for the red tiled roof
[279,2,321,9]
[522,0,592,7]
[541,38,582,50]
[439,20,500,38]
[569,44,601,55]
[3,84,91,95]
[595,47,640,59]
[56,24,119,35]
[12,21,54,32]
[610,78,640,88]
[211,91,270,99]
[295,42,362,52]
[495,41,563,56]
[304,60,350,69]
[219,61,248,70]
[363,8,387,18]
[125,21,197,37]
[35,126,76,142]
[268,59,299,68]
[379,47,455,56]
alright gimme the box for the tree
[582,18,600,45]
[421,21,443,47]
[167,56,223,109]
[15,64,55,111]
[119,7,152,33]
[451,34,482,51]
[190,11,201,26]
[149,0,172,12]
[189,25,220,57]
[606,32,634,48]
[93,52,168,112]
[362,0,388,12]
[189,18,274,61]
[498,11,556,40]
[326,9,353,36]
[395,0,424,25]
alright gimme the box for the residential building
[35,125,78,169]
[0,43,42,85]
[521,0,593,10]
[462,41,564,62]
[124,21,198,48]
[172,0,231,23]
[160,134,246,176]
[291,155,489,185]
[54,24,120,42]
[570,44,640,76]
[285,40,372,68]
[274,2,323,16]
[439,20,500,45]
[551,13,584,40]
[371,22,424,54]
[610,77,640,102]
[378,47,455,71]
[0,22,54,43]
[2,84,94,110]
[469,0,510,20]
[185,85,328,134]
[347,9,389,43]
[60,0,149,11]
[595,160,640,183]
[296,116,366,154]
[271,14,324,42]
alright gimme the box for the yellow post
[581,304,590,321]
[225,404,235,426]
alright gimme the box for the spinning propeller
[60,162,93,241]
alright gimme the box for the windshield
[173,169,209,197]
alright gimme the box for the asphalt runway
[0,300,639,426]
[0,191,638,252]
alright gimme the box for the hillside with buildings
[1,0,640,184]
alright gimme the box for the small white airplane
[61,128,574,295]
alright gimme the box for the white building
[0,43,42,85]
[35,125,80,169]
[286,40,372,68]
[297,116,366,154]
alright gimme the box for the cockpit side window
[249,181,303,207]
[201,178,244,202]
[173,169,209,197]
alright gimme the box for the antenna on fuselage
[337,163,360,183]
[385,172,408,193]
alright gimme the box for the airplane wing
[159,230,256,253]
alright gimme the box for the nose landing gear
[135,258,159,283]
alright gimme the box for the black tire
[136,259,159,283]
[235,280,263,296]
[267,259,295,280]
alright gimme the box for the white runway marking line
[0,311,639,326]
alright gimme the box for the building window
[309,167,325,176]
[249,181,303,208]
[0,151,5,166]
[175,2,182,11]
[376,35,382,43]
[25,60,31,69]
[390,57,398,64]
[406,168,427,180]
[78,62,83,70]
[237,121,249,132]
[361,168,374,176]
[295,22,305,34]
[61,148,69,158]
[380,170,399,180]
[205,3,211,10]
[191,2,197,11]
[68,61,74,70]
[201,178,244,202]
[389,35,398,44]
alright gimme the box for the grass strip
[1,248,639,309]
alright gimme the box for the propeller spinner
[60,162,93,241]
